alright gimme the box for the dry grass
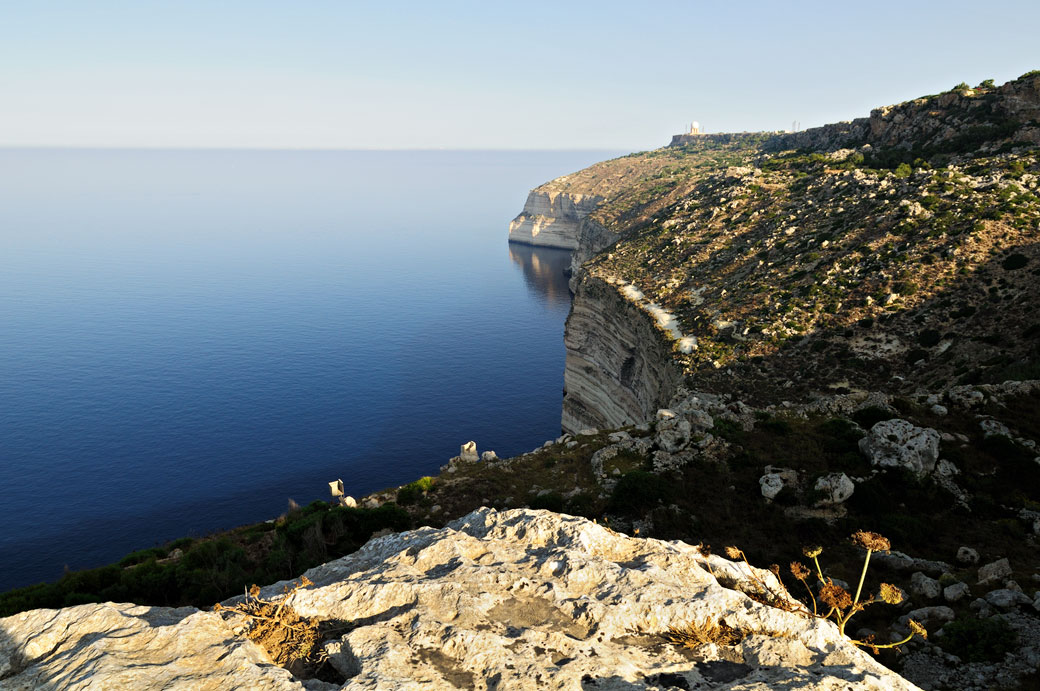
[663,619,746,648]
[216,577,326,677]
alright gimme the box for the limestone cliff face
[0,509,921,690]
[507,188,604,249]
[563,273,683,433]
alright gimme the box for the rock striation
[563,274,683,433]
[0,509,921,689]
[508,188,605,250]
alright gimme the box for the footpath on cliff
[3,72,1040,690]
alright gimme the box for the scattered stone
[978,558,1012,587]
[943,582,970,603]
[813,472,854,506]
[930,404,948,416]
[957,546,979,565]
[656,416,692,452]
[341,495,357,509]
[759,466,798,500]
[872,550,952,576]
[900,606,955,629]
[980,419,1012,438]
[985,589,1033,610]
[970,597,995,619]
[577,428,598,436]
[858,419,941,476]
[607,431,631,443]
[481,450,498,463]
[911,572,942,600]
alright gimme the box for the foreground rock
[1,509,919,689]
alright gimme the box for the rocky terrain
[0,508,919,690]
[3,73,1040,690]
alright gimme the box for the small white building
[688,120,702,135]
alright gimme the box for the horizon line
[0,144,637,153]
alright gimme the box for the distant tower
[688,120,702,135]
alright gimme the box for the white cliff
[563,273,684,434]
[0,509,921,690]
[508,188,605,249]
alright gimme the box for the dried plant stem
[853,549,873,607]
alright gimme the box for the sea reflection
[508,243,573,309]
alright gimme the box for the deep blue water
[0,148,618,591]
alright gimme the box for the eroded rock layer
[508,189,605,249]
[563,274,683,433]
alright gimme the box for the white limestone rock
[943,582,971,603]
[858,419,941,476]
[1,509,923,690]
[759,466,799,500]
[813,472,855,506]
[911,572,941,600]
[508,189,604,249]
[957,546,980,565]
[656,416,692,452]
[978,558,1013,587]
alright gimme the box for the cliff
[519,72,1040,430]
[562,274,683,433]
[507,188,605,249]
[0,508,920,690]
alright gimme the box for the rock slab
[1,509,921,690]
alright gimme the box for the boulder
[759,466,798,500]
[871,550,952,576]
[978,558,1012,587]
[984,589,1033,610]
[943,582,970,603]
[459,441,479,462]
[980,419,1012,438]
[911,572,941,600]
[956,546,979,565]
[480,450,498,463]
[900,606,955,629]
[0,508,925,689]
[858,419,941,476]
[813,472,855,506]
[656,416,692,452]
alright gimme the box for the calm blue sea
[0,148,619,591]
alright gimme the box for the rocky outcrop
[563,274,683,433]
[1,509,921,689]
[508,188,605,250]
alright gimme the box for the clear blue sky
[2,0,1038,150]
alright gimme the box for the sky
[2,0,1038,150]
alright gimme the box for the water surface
[0,148,618,591]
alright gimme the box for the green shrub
[608,471,672,515]
[894,163,913,178]
[939,617,1018,662]
[530,492,566,512]
[852,406,891,430]
[397,476,435,505]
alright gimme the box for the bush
[939,616,1018,662]
[529,492,566,512]
[608,471,672,516]
[397,476,435,505]
[894,163,913,178]
[852,406,891,430]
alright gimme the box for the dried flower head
[908,619,928,640]
[851,531,891,552]
[768,564,781,576]
[820,582,854,610]
[790,561,811,580]
[879,583,903,605]
[725,546,742,560]
[802,545,823,558]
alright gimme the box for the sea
[0,148,620,591]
